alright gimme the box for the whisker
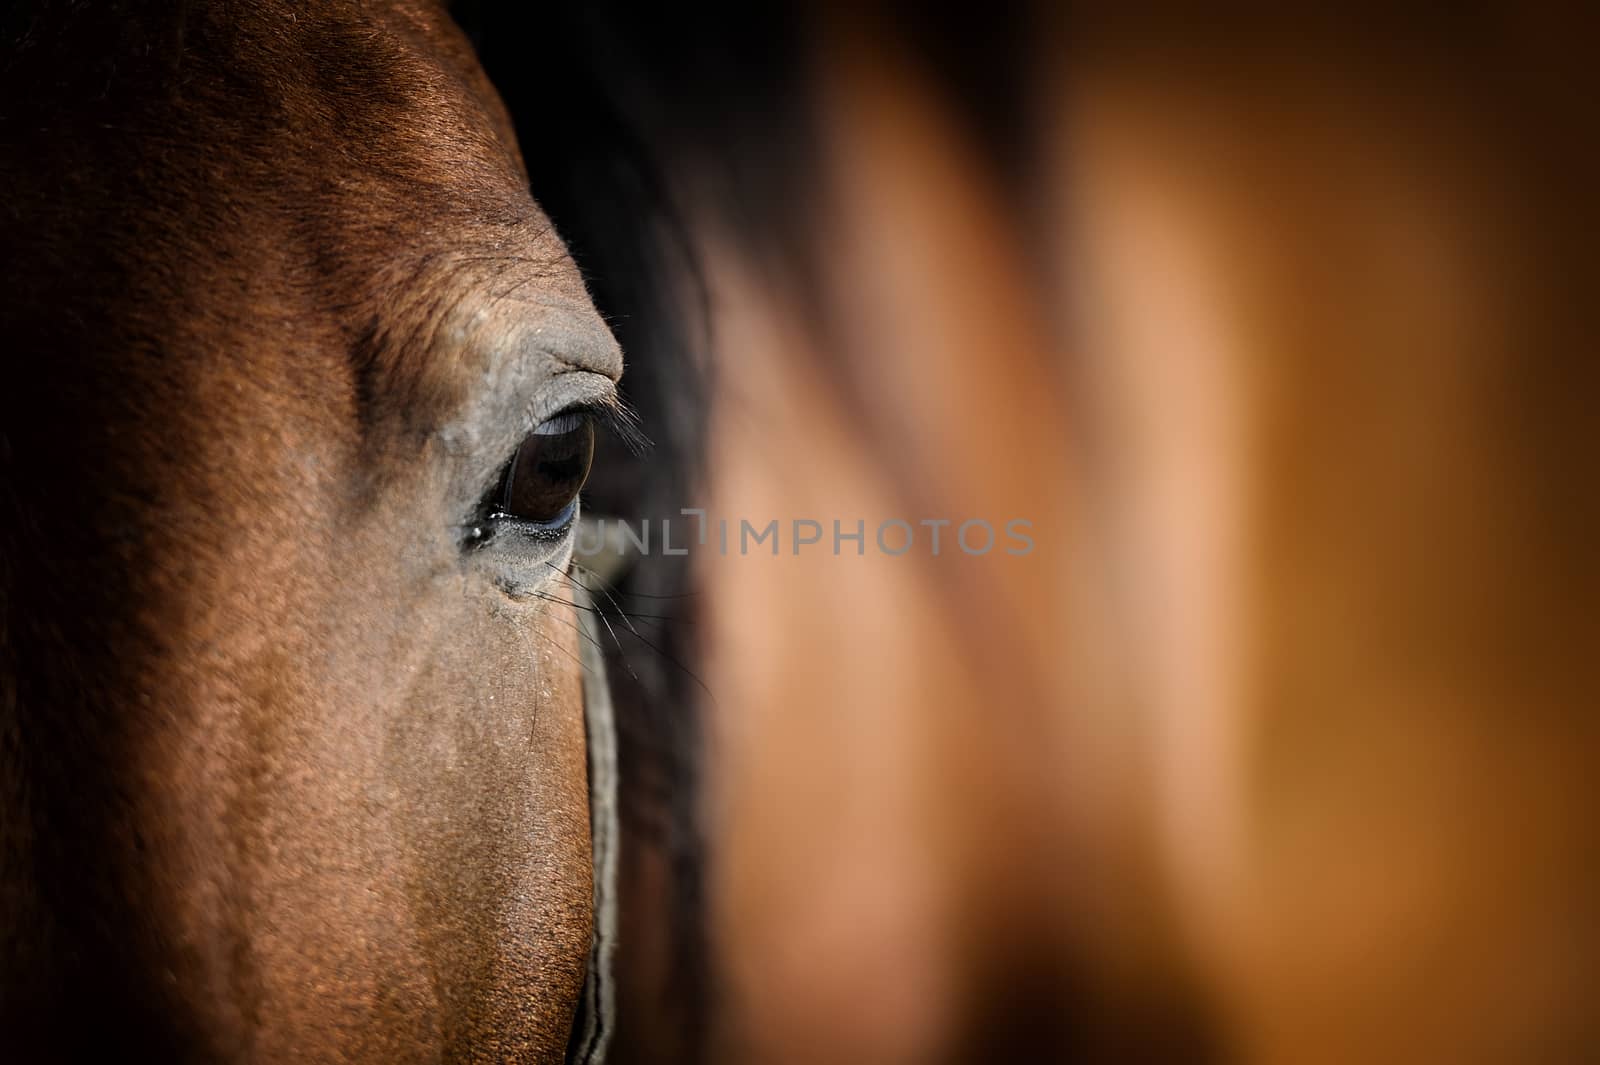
[546,564,719,710]
[532,591,616,658]
[558,562,651,646]
[540,577,644,687]
[526,616,598,680]
[569,558,699,607]
[527,588,671,630]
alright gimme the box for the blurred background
[460,7,1596,1063]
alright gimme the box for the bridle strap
[569,577,619,1065]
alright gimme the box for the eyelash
[566,395,648,455]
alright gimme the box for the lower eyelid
[459,502,577,551]
[492,498,579,533]
[468,505,581,600]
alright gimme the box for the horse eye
[493,411,595,526]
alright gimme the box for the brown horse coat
[1,2,612,1059]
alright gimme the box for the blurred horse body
[3,6,1595,1064]
[699,24,1597,1065]
[489,11,1599,1064]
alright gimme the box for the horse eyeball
[497,412,594,524]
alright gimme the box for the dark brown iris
[495,413,594,524]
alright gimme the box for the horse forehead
[247,5,607,357]
[193,4,616,405]
[92,2,535,212]
[236,3,528,193]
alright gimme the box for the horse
[7,4,1598,1063]
[2,2,617,1060]
[473,7,1600,1063]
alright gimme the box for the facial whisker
[569,558,698,613]
[524,613,598,680]
[542,567,645,686]
[543,563,718,710]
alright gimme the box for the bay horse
[7,4,1598,1064]
[2,2,617,1060]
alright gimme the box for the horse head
[1,2,611,1059]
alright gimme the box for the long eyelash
[577,394,651,456]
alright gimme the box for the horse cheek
[387,587,595,1059]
